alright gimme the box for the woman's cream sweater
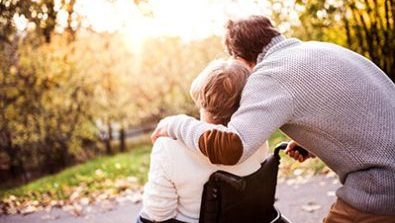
[140,137,268,222]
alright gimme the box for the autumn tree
[137,36,225,122]
[293,0,395,82]
[0,0,84,180]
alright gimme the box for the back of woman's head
[190,59,250,125]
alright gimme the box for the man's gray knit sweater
[164,36,395,215]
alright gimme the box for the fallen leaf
[332,179,339,185]
[301,201,321,213]
[326,191,336,197]
[293,169,303,176]
[80,197,90,206]
[71,204,83,216]
[325,171,336,178]
[21,205,37,215]
[130,192,142,204]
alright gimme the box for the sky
[74,0,280,50]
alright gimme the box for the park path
[0,175,340,223]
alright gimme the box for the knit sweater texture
[165,36,395,215]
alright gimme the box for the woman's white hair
[190,59,250,124]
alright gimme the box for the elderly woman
[137,60,269,223]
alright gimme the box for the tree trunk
[1,128,27,182]
[7,147,26,181]
[105,122,113,155]
[59,139,71,167]
[119,125,126,152]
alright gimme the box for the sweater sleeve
[166,74,294,164]
[140,138,178,221]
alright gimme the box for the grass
[0,131,328,201]
[0,143,151,201]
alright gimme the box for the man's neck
[256,35,286,63]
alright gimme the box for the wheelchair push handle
[274,141,309,158]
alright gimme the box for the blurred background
[0,0,394,217]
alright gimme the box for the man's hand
[285,140,316,162]
[150,117,172,143]
[150,125,169,143]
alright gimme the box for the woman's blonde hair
[190,59,250,125]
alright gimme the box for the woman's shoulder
[150,137,213,182]
[154,137,182,149]
[151,137,202,162]
[153,137,186,154]
[151,137,182,160]
[152,137,211,168]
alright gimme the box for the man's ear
[247,61,256,70]
[234,57,255,71]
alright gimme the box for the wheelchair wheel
[269,207,293,223]
[278,215,292,223]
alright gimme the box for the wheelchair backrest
[199,150,282,223]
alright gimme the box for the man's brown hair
[190,59,250,125]
[225,15,280,63]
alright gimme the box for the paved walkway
[0,175,340,223]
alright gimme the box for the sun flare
[74,0,275,52]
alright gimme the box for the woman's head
[224,15,280,65]
[190,59,250,126]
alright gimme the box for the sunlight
[74,0,276,53]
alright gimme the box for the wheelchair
[138,142,308,223]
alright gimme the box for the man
[151,15,395,222]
